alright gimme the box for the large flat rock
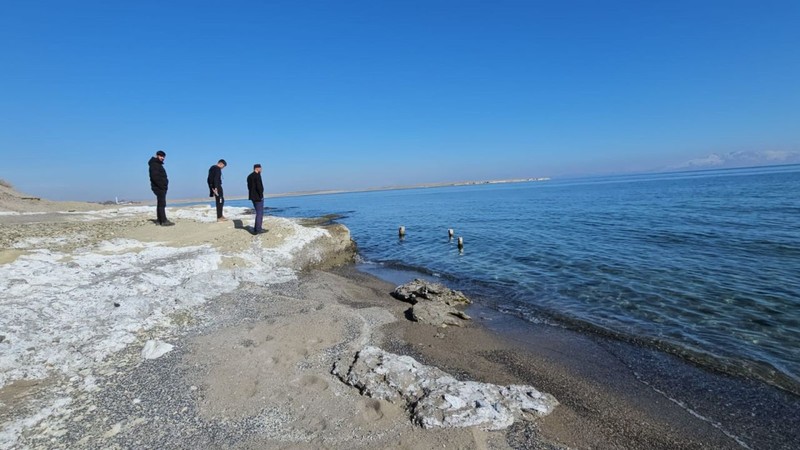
[334,346,558,430]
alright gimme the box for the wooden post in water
[399,226,406,238]
[448,228,454,240]
[457,236,464,250]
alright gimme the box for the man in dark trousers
[148,150,174,226]
[247,163,265,234]
[207,159,227,221]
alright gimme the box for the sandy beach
[1,186,798,449]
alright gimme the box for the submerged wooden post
[457,236,464,250]
[448,228,454,240]
[399,226,406,238]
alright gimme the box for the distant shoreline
[271,176,551,198]
[129,162,800,206]
[161,177,552,205]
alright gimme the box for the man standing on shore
[247,163,265,234]
[207,159,227,221]
[148,150,174,226]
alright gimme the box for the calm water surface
[232,165,800,393]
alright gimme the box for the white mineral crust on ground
[141,340,174,360]
[334,346,558,430]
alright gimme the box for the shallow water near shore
[232,164,800,395]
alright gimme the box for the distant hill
[669,150,800,171]
[0,182,103,213]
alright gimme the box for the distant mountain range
[668,150,800,171]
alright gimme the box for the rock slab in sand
[333,346,558,430]
[393,279,473,327]
[410,302,472,327]
[141,340,174,360]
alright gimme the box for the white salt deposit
[0,244,222,387]
[0,211,47,216]
[1,204,255,223]
[0,397,72,449]
[0,208,333,448]
[11,234,89,249]
[61,205,153,219]
[93,238,160,253]
[141,340,174,360]
[0,214,328,389]
[170,205,252,223]
[62,205,254,223]
[335,346,559,430]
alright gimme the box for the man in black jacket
[207,159,227,221]
[247,163,265,234]
[148,150,174,226]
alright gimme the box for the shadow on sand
[233,219,266,236]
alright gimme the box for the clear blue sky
[1,0,798,201]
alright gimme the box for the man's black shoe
[161,221,175,227]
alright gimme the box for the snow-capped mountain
[671,151,800,170]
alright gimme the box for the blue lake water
[230,165,800,394]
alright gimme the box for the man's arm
[213,167,222,190]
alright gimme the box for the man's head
[217,159,227,169]
[253,163,262,174]
[156,150,166,162]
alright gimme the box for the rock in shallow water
[393,279,472,326]
[392,279,471,305]
[333,346,557,430]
